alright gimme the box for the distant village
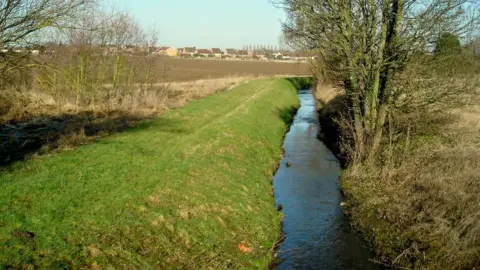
[152,46,314,61]
[4,40,479,59]
[1,44,315,61]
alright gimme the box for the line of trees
[1,0,166,117]
[1,0,89,87]
[0,0,159,88]
[273,0,479,162]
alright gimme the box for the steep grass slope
[0,79,300,269]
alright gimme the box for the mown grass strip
[0,78,300,269]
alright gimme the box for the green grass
[0,78,300,269]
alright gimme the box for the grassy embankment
[315,55,480,269]
[0,76,257,168]
[0,78,300,269]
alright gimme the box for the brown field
[146,57,312,82]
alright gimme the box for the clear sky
[110,0,286,49]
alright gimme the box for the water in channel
[273,89,379,269]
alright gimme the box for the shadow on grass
[286,77,315,90]
[276,106,299,126]
[0,111,186,168]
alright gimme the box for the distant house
[211,48,223,58]
[180,47,197,57]
[253,50,267,58]
[197,49,213,57]
[224,48,237,58]
[156,46,178,57]
[236,50,250,58]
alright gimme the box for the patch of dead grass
[0,76,255,166]
[314,83,344,106]
[341,99,480,269]
[315,73,480,269]
[1,76,255,123]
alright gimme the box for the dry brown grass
[343,108,480,269]
[449,105,480,130]
[314,54,480,268]
[337,81,480,269]
[0,76,255,123]
[150,76,259,107]
[314,83,344,105]
[0,76,257,166]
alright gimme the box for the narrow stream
[273,89,378,269]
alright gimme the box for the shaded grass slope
[0,78,300,269]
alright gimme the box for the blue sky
[109,0,286,49]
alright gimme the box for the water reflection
[273,89,379,270]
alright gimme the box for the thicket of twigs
[275,0,479,267]
[316,47,480,269]
[0,1,167,120]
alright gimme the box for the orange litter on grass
[238,241,253,253]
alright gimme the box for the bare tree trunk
[370,0,389,132]
[369,0,404,159]
[113,54,123,89]
[353,100,365,161]
[369,103,388,159]
[276,0,477,164]
[339,0,367,161]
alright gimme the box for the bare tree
[274,0,479,161]
[0,0,92,87]
[0,0,92,46]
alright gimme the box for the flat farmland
[149,58,312,81]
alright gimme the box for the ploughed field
[143,57,311,81]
